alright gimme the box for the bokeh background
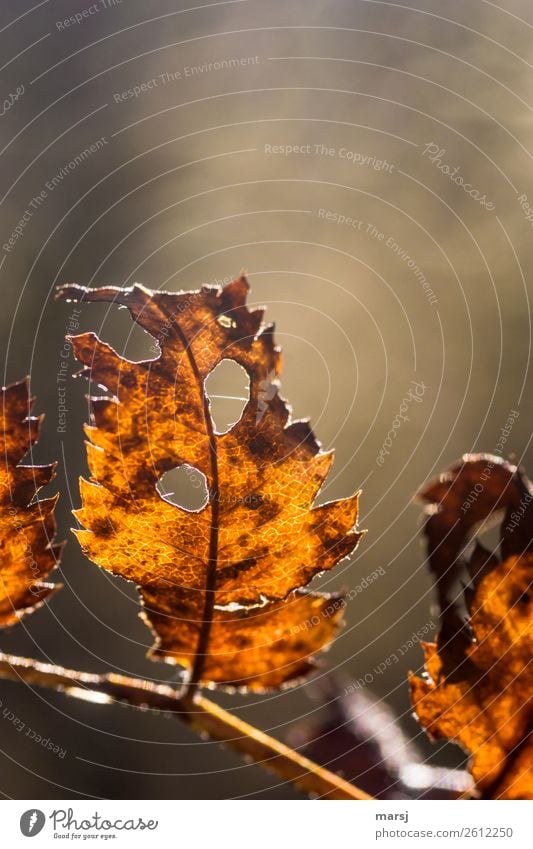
[0,0,531,799]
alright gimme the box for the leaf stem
[0,652,371,800]
[171,321,220,700]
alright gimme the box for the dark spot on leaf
[121,373,137,388]
[249,434,271,457]
[258,500,281,523]
[90,517,113,536]
[216,558,257,584]
[245,493,264,510]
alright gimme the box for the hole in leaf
[156,464,209,512]
[217,313,237,329]
[474,521,500,556]
[205,358,250,434]
[95,304,160,362]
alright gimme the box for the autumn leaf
[56,276,363,691]
[288,674,473,798]
[0,378,62,627]
[417,453,529,656]
[410,454,533,799]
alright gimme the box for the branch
[0,652,371,800]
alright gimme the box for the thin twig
[0,652,371,800]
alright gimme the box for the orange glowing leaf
[56,277,362,691]
[410,455,533,799]
[0,379,62,627]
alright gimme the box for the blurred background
[0,0,531,799]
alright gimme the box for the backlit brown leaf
[418,453,529,656]
[410,455,533,799]
[0,379,62,627]
[288,674,473,798]
[56,277,362,691]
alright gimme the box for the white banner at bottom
[2,799,531,848]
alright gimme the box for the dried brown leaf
[411,455,533,799]
[0,379,62,627]
[56,277,362,691]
